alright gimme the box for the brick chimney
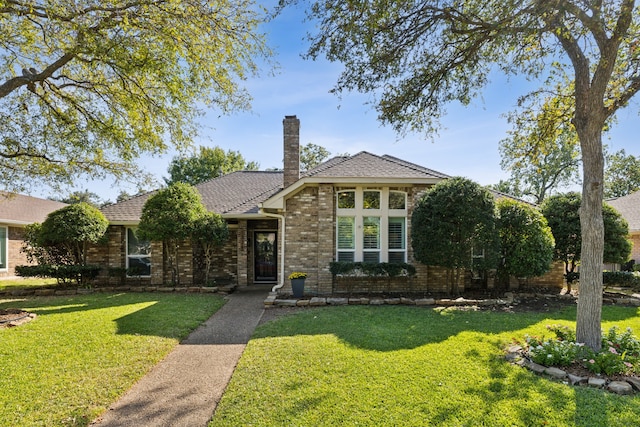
[283,115,300,188]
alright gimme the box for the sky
[39,3,640,203]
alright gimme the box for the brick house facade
[91,115,565,294]
[0,193,67,278]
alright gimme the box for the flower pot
[291,278,306,298]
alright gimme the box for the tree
[137,183,207,285]
[605,149,640,198]
[498,89,581,204]
[412,177,498,294]
[304,0,640,350]
[0,0,271,194]
[541,192,632,292]
[300,143,331,170]
[54,190,104,208]
[35,203,108,266]
[495,198,555,288]
[192,212,229,285]
[165,146,259,186]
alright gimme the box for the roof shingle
[0,192,67,224]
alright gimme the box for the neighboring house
[91,115,563,294]
[607,190,640,266]
[0,192,67,278]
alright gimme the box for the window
[337,217,355,262]
[337,190,355,209]
[389,191,406,210]
[363,216,380,263]
[127,228,151,276]
[388,217,406,263]
[363,191,380,209]
[0,226,6,270]
[336,188,407,263]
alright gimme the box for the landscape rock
[326,297,348,305]
[567,374,588,386]
[608,381,633,395]
[626,377,640,391]
[309,297,327,306]
[544,367,567,379]
[415,298,435,306]
[588,377,607,388]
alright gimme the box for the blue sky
[47,3,640,203]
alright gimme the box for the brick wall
[0,226,30,277]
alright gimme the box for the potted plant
[288,271,307,298]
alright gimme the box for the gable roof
[0,192,67,225]
[101,171,283,223]
[261,151,448,210]
[607,191,640,232]
[304,152,450,180]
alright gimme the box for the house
[607,190,640,266]
[91,115,564,294]
[0,192,67,278]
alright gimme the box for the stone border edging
[0,284,237,297]
[506,344,640,395]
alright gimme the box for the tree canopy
[165,146,259,186]
[0,0,271,194]
[37,202,108,265]
[137,183,208,284]
[495,198,555,286]
[411,177,498,294]
[497,89,582,204]
[302,0,640,350]
[605,149,640,198]
[300,143,331,170]
[541,192,632,289]
[192,211,229,284]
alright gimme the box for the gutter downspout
[260,207,285,293]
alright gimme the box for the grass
[0,292,225,426]
[212,305,640,426]
[0,277,57,291]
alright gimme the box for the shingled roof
[100,151,453,223]
[304,151,450,179]
[608,190,640,232]
[0,192,67,225]
[101,171,284,222]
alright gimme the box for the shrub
[15,264,101,286]
[602,271,640,288]
[329,262,416,277]
[522,325,640,376]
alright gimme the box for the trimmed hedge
[329,261,416,277]
[15,264,101,285]
[603,271,640,288]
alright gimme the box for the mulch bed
[0,309,36,328]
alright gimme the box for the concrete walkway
[93,286,269,427]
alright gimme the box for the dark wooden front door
[254,231,277,282]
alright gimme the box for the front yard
[212,304,640,426]
[0,292,224,426]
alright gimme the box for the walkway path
[93,286,269,427]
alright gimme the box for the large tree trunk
[575,119,605,351]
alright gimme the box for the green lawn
[0,292,225,426]
[213,305,640,426]
[0,277,57,291]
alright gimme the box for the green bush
[15,264,101,286]
[602,271,640,288]
[329,261,416,277]
[523,325,640,376]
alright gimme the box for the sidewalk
[93,286,269,427]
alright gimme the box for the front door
[254,231,277,282]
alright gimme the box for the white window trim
[336,188,407,263]
[0,226,7,271]
[126,227,151,277]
